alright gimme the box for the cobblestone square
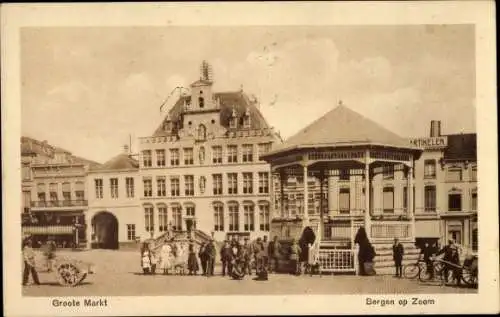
[22,250,476,296]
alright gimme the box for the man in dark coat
[392,238,404,278]
[420,242,435,278]
[268,236,281,273]
[435,239,456,283]
[242,238,253,275]
[220,240,233,276]
[205,239,216,277]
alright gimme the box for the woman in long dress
[187,243,200,275]
[159,243,173,275]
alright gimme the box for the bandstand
[261,103,422,274]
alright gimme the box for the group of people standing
[141,240,211,275]
[140,235,288,279]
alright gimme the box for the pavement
[22,249,477,297]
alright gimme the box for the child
[141,243,152,275]
[187,243,199,275]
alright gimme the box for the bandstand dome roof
[263,103,420,158]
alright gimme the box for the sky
[21,25,476,163]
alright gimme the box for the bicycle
[403,259,427,279]
[418,258,447,285]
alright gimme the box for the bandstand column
[408,165,415,241]
[365,150,371,238]
[303,164,309,223]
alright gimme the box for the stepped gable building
[21,136,100,248]
[410,121,477,252]
[138,61,282,241]
[86,146,141,249]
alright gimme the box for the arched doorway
[91,211,119,249]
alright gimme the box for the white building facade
[86,149,142,249]
[137,63,282,241]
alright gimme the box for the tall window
[339,188,350,213]
[143,178,152,197]
[75,182,85,201]
[158,205,168,232]
[403,186,408,211]
[126,177,134,198]
[472,229,478,251]
[259,203,270,231]
[228,173,238,194]
[157,177,166,197]
[170,177,180,197]
[383,187,394,213]
[228,203,239,231]
[185,175,194,196]
[183,148,194,165]
[127,224,136,241]
[214,203,224,231]
[424,160,436,178]
[22,165,31,180]
[170,149,180,166]
[258,172,269,194]
[37,183,46,204]
[198,96,204,108]
[49,183,58,206]
[258,143,272,160]
[62,182,71,205]
[448,193,462,211]
[142,150,152,167]
[156,149,166,167]
[471,166,477,181]
[95,179,103,199]
[144,205,154,233]
[23,191,31,213]
[424,186,437,212]
[172,205,182,231]
[227,145,238,163]
[186,205,195,217]
[213,174,223,195]
[471,191,477,211]
[242,144,253,162]
[243,203,255,231]
[212,146,222,164]
[110,178,118,198]
[383,165,394,179]
[243,173,253,194]
[447,167,462,182]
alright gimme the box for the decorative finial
[200,60,213,82]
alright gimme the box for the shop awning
[22,225,74,235]
[415,220,441,238]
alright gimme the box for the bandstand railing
[318,249,356,273]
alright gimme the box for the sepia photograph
[2,2,498,316]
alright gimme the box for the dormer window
[243,108,251,128]
[199,97,205,108]
[230,108,238,129]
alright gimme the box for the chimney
[430,120,441,137]
[123,145,129,154]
